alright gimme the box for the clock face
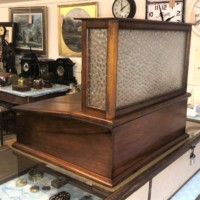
[112,0,136,18]
[57,65,65,77]
[146,1,184,22]
[40,64,48,75]
[190,0,200,35]
[23,62,30,72]
[0,26,6,37]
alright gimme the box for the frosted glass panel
[87,29,107,110]
[116,30,186,108]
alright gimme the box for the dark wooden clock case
[20,52,39,78]
[13,19,192,188]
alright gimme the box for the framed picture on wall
[9,6,48,56]
[58,2,98,57]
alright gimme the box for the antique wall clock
[112,0,136,18]
[146,0,184,22]
[189,0,200,36]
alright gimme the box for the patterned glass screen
[86,28,187,111]
[87,29,107,110]
[116,30,186,108]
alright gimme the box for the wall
[0,0,200,105]
[187,0,200,106]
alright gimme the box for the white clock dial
[112,0,131,18]
[147,1,183,22]
[0,26,6,37]
[190,0,200,35]
[23,62,30,72]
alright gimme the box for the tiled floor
[170,170,200,200]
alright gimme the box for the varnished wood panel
[112,99,188,183]
[15,113,113,181]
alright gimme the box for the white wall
[0,0,200,105]
[0,0,145,85]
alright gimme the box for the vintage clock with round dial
[112,0,136,18]
[20,51,39,78]
[0,26,6,38]
[53,58,76,85]
[146,0,184,22]
[189,0,200,36]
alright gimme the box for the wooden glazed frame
[81,18,192,119]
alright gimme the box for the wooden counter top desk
[0,84,69,145]
[11,18,193,199]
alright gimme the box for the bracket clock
[20,50,39,78]
[38,58,55,76]
[146,0,185,22]
[53,58,77,85]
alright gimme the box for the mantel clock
[20,51,39,78]
[146,0,184,22]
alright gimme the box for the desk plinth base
[13,95,189,188]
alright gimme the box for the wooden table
[0,84,69,105]
[0,84,69,145]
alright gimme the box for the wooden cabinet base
[13,93,189,188]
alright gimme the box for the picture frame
[58,2,98,57]
[9,6,48,56]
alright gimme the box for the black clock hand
[165,15,175,21]
[121,0,123,9]
[121,4,128,11]
[159,5,164,21]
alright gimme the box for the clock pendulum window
[112,0,137,18]
[146,0,185,22]
[189,0,200,36]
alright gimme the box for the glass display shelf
[0,146,107,200]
